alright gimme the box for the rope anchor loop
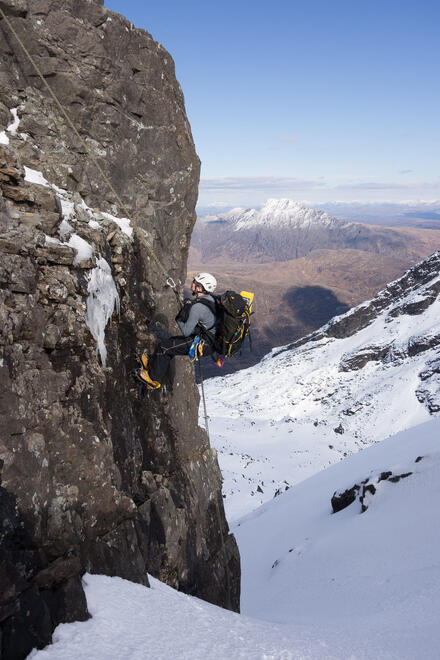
[165,275,176,289]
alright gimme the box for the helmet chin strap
[192,284,205,296]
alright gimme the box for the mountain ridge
[206,250,440,520]
[193,197,440,263]
[201,198,347,231]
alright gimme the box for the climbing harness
[0,7,179,294]
[188,335,204,361]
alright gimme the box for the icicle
[85,257,120,367]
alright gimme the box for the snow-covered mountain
[192,197,434,263]
[205,251,440,521]
[203,198,346,231]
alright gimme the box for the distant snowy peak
[199,199,348,231]
[234,199,345,231]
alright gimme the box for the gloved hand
[175,299,192,323]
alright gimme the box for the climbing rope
[197,359,232,609]
[0,6,179,293]
[197,359,209,438]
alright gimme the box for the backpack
[198,290,254,357]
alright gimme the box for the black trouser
[149,335,213,383]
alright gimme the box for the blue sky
[104,1,440,208]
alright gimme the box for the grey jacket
[177,294,216,337]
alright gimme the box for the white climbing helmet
[193,272,217,293]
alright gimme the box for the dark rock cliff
[0,1,240,657]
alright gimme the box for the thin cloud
[280,135,298,143]
[197,176,440,207]
[399,169,413,174]
[200,176,325,191]
[335,181,438,191]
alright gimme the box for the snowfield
[29,419,440,659]
[236,418,440,657]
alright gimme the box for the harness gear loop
[0,6,178,292]
[189,336,204,362]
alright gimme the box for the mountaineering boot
[135,367,161,390]
[138,351,149,370]
[134,356,161,390]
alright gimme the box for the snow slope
[235,418,440,659]
[205,254,440,521]
[29,420,440,660]
[28,572,355,660]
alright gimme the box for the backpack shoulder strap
[194,296,220,340]
[195,297,218,315]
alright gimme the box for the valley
[188,200,440,375]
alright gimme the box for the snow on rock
[44,235,62,245]
[7,107,20,135]
[85,257,120,366]
[59,219,73,239]
[20,163,133,250]
[205,252,440,522]
[101,211,133,237]
[0,107,20,144]
[52,184,76,221]
[10,162,132,368]
[234,419,440,659]
[67,233,94,265]
[7,157,131,242]
[24,166,50,187]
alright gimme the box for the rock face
[0,2,240,658]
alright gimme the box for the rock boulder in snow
[331,468,414,514]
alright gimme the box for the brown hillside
[187,227,440,376]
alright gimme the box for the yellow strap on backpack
[240,291,254,313]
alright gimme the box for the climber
[135,272,218,389]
